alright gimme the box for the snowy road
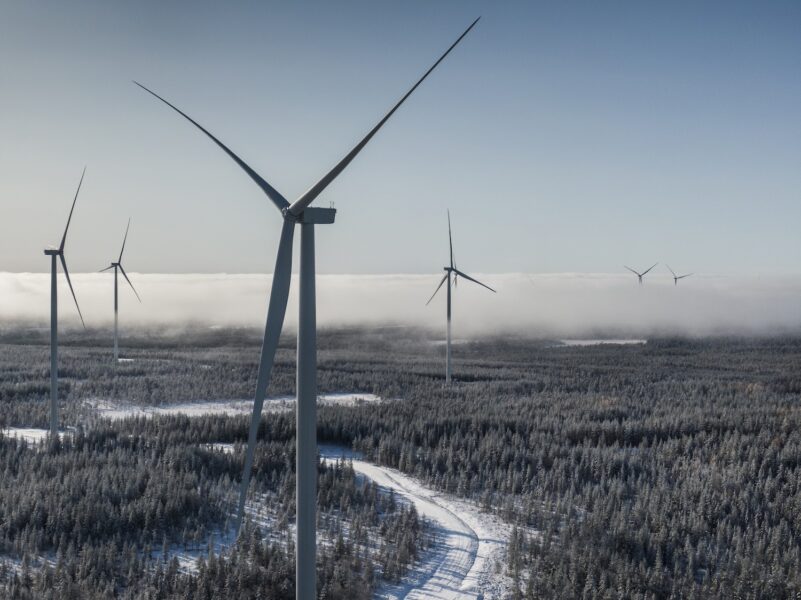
[320,447,511,600]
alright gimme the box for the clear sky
[1,0,799,276]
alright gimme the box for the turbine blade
[118,264,142,302]
[624,266,641,276]
[426,274,448,306]
[99,265,114,273]
[453,268,496,293]
[287,17,480,215]
[118,218,131,263]
[641,262,658,276]
[134,81,290,213]
[237,219,296,532]
[448,210,454,269]
[666,264,676,277]
[679,273,693,279]
[59,167,86,252]
[59,255,85,329]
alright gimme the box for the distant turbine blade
[118,264,142,302]
[447,210,454,269]
[59,255,85,328]
[59,167,86,252]
[134,82,290,213]
[666,264,676,277]
[118,218,131,263]
[678,273,693,279]
[624,266,641,277]
[426,274,448,305]
[453,268,495,293]
[99,265,114,273]
[237,219,296,531]
[641,263,658,276]
[287,17,480,215]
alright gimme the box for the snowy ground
[85,393,381,420]
[1,428,71,444]
[1,434,513,598]
[152,491,280,573]
[558,338,646,346]
[320,446,512,600]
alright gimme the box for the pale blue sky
[1,0,799,275]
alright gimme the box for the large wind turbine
[624,263,658,285]
[426,210,495,383]
[666,264,693,286]
[136,17,478,599]
[100,218,141,361]
[43,169,86,435]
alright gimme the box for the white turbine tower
[43,169,86,435]
[136,17,479,599]
[666,265,693,286]
[427,210,495,383]
[100,218,141,361]
[624,263,658,285]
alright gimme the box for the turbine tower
[100,218,141,361]
[427,210,495,383]
[136,17,479,599]
[666,265,693,286]
[43,169,86,435]
[624,263,658,285]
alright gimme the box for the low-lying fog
[1,272,799,337]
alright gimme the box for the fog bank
[1,272,799,337]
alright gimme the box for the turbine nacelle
[44,248,62,256]
[282,206,337,225]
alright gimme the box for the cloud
[1,272,799,337]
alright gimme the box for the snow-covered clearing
[319,446,512,600]
[559,338,646,346]
[85,393,380,420]
[1,428,70,444]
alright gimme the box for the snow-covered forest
[0,326,800,598]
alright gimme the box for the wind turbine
[100,219,141,361]
[624,263,658,285]
[136,17,479,599]
[666,265,693,286]
[43,169,86,435]
[427,210,495,383]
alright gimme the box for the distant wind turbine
[624,263,658,285]
[666,265,693,286]
[427,210,495,383]
[43,169,86,435]
[136,17,479,599]
[100,219,141,361]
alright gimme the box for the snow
[559,338,646,346]
[2,434,513,598]
[1,428,69,444]
[430,339,471,346]
[150,492,280,574]
[320,446,512,600]
[85,393,381,420]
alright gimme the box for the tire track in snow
[320,447,511,599]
